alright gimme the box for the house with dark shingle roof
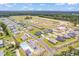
[56,36,65,42]
[35,31,42,36]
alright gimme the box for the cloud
[13,3,17,5]
[67,3,78,5]
[0,3,7,5]
[28,8,34,10]
[68,7,75,10]
[55,3,65,5]
[48,8,53,11]
[0,3,78,11]
[21,6,28,10]
[37,8,42,10]
[23,6,28,8]
[4,4,13,7]
[39,4,46,6]
[27,3,33,6]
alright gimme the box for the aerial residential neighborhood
[0,3,79,56]
[0,14,79,56]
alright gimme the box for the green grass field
[44,38,76,48]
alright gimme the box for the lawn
[55,42,79,55]
[10,16,26,22]
[44,38,76,48]
[0,36,5,39]
[3,36,14,42]
[55,47,70,55]
[29,27,41,35]
[5,49,16,56]
[19,48,26,56]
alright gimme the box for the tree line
[38,14,79,26]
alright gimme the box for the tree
[61,51,67,56]
[68,46,74,52]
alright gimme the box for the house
[28,40,38,50]
[56,36,65,42]
[25,49,32,56]
[68,32,76,37]
[43,29,53,34]
[27,26,33,31]
[0,51,4,56]
[57,26,66,30]
[63,34,71,39]
[20,42,34,56]
[35,31,42,36]
[21,34,28,41]
[28,40,35,45]
[74,28,79,31]
[48,39,57,44]
[74,31,79,35]
[0,40,4,47]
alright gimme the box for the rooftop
[20,42,33,52]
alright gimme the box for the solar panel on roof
[56,36,65,42]
[74,31,79,35]
[68,32,76,37]
[35,31,42,36]
[63,34,71,39]
[25,49,32,56]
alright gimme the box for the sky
[0,3,79,11]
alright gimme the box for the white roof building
[20,42,34,56]
[48,39,57,44]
